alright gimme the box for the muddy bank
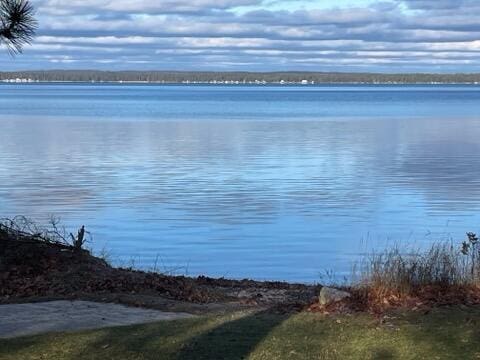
[0,225,319,314]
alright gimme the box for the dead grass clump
[350,234,480,312]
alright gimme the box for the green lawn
[1,306,480,360]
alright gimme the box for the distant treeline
[1,70,480,84]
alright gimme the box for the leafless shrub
[0,215,91,251]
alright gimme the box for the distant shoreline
[1,70,480,85]
[2,80,480,85]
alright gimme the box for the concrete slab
[0,300,194,339]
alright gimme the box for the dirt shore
[0,225,319,315]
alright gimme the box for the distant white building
[2,78,35,83]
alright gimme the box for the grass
[348,237,480,311]
[357,242,471,291]
[1,306,480,360]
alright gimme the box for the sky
[2,0,480,72]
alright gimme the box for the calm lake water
[1,83,480,282]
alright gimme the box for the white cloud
[3,0,480,71]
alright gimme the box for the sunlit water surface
[1,84,480,282]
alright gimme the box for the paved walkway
[0,300,194,339]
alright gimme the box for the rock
[319,287,351,306]
[237,290,250,298]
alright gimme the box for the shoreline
[0,224,319,315]
[2,80,480,85]
[3,220,480,315]
[3,70,480,85]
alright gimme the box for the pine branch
[0,0,37,54]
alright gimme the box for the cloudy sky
[2,0,480,72]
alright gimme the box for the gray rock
[319,287,351,306]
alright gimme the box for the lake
[1,83,480,283]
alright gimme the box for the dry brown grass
[347,235,480,312]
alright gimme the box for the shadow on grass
[400,306,480,358]
[3,306,480,359]
[0,315,210,360]
[58,310,287,360]
[371,348,395,359]
[0,337,39,357]
[176,310,287,360]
